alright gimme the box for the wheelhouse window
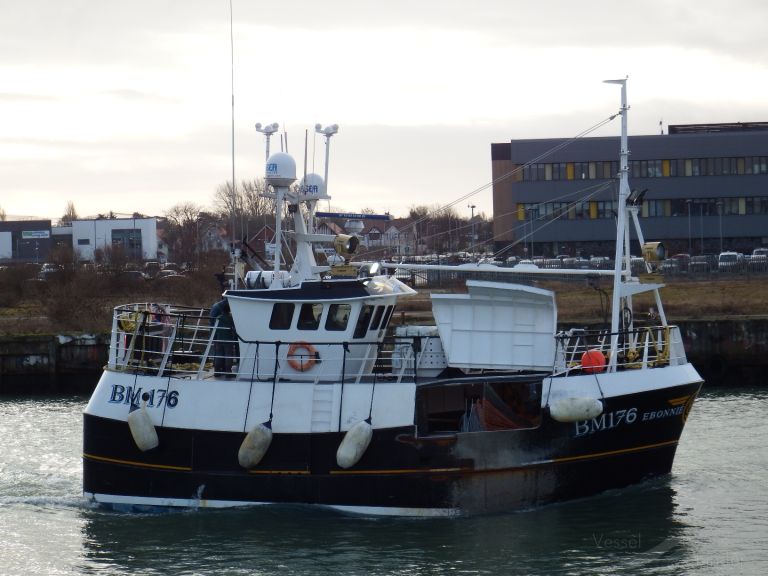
[368,306,384,331]
[325,304,351,331]
[381,305,394,330]
[269,303,295,330]
[297,303,323,330]
[353,305,374,338]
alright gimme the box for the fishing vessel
[83,80,703,516]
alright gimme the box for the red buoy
[581,349,606,374]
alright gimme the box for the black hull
[83,382,701,515]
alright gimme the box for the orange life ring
[287,342,318,371]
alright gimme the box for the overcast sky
[3,0,768,222]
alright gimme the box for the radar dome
[298,173,326,197]
[265,152,296,187]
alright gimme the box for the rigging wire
[402,111,621,235]
[490,181,616,260]
[355,179,615,261]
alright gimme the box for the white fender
[549,397,604,423]
[238,423,273,469]
[336,420,373,469]
[127,404,159,452]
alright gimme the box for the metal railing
[554,325,687,375]
[107,304,689,386]
[107,303,437,385]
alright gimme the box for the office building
[492,122,768,258]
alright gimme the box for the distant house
[384,218,417,256]
[316,221,345,237]
[200,223,229,253]
[310,216,417,258]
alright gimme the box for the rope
[266,341,281,425]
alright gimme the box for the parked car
[37,263,63,281]
[670,253,691,272]
[155,269,181,279]
[748,254,768,272]
[143,261,161,279]
[659,259,681,275]
[630,256,647,275]
[688,255,714,274]
[718,251,745,272]
[540,258,563,269]
[752,247,768,258]
[590,256,612,270]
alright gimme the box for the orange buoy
[581,349,606,374]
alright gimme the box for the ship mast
[605,78,629,371]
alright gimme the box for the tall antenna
[229,0,238,289]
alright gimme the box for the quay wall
[0,334,108,393]
[0,318,766,393]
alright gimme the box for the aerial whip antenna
[228,0,238,289]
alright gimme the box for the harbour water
[1,387,766,575]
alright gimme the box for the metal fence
[388,256,768,289]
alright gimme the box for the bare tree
[213,179,274,221]
[60,201,78,224]
[408,204,431,220]
[0,205,5,221]
[164,202,204,263]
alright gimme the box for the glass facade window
[519,155,768,182]
[519,194,768,220]
[646,200,665,217]
[111,229,142,260]
[723,198,740,215]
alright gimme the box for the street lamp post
[468,204,476,261]
[717,199,724,254]
[699,203,704,255]
[687,199,692,254]
[528,207,535,259]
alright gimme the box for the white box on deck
[430,281,557,371]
